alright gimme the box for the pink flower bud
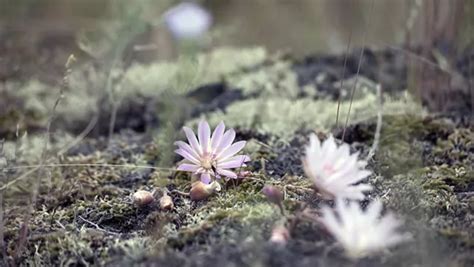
[132,190,155,206]
[189,181,221,201]
[269,225,290,246]
[262,185,284,205]
[159,193,174,211]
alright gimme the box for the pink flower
[303,134,372,200]
[175,121,250,184]
[164,2,212,40]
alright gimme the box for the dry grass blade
[342,0,375,141]
[335,30,353,127]
[14,54,74,262]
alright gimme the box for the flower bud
[262,185,284,205]
[159,193,174,211]
[189,181,221,201]
[164,2,212,40]
[269,225,290,246]
[237,170,251,178]
[133,190,155,206]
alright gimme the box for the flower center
[200,154,215,170]
[323,164,336,175]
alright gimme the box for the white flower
[164,2,212,40]
[175,120,250,184]
[303,134,372,200]
[320,199,411,259]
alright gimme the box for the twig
[55,220,66,230]
[1,110,99,193]
[57,113,98,156]
[386,45,451,74]
[366,84,383,161]
[170,189,190,196]
[78,216,120,236]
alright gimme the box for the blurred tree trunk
[408,0,472,115]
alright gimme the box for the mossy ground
[1,47,473,267]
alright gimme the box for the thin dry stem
[14,55,74,262]
[335,30,353,127]
[366,84,383,161]
[342,0,375,141]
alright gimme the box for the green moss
[123,47,268,98]
[189,93,424,140]
[227,60,299,98]
[373,115,473,249]
[3,44,473,266]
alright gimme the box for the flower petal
[175,141,200,160]
[216,169,238,179]
[177,163,199,172]
[183,126,202,155]
[218,141,246,160]
[217,155,250,169]
[198,120,211,153]
[200,173,211,184]
[216,129,235,153]
[175,149,200,164]
[308,133,321,154]
[210,121,225,150]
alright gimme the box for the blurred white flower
[303,134,372,200]
[164,2,212,40]
[175,120,250,184]
[320,199,411,259]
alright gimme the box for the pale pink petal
[177,163,199,172]
[200,173,211,184]
[175,149,200,164]
[220,155,251,163]
[216,129,235,153]
[175,141,200,159]
[216,169,238,179]
[183,127,203,155]
[217,155,250,169]
[218,141,246,160]
[210,121,225,150]
[198,120,211,153]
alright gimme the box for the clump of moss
[369,115,474,254]
[227,60,300,98]
[189,92,423,141]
